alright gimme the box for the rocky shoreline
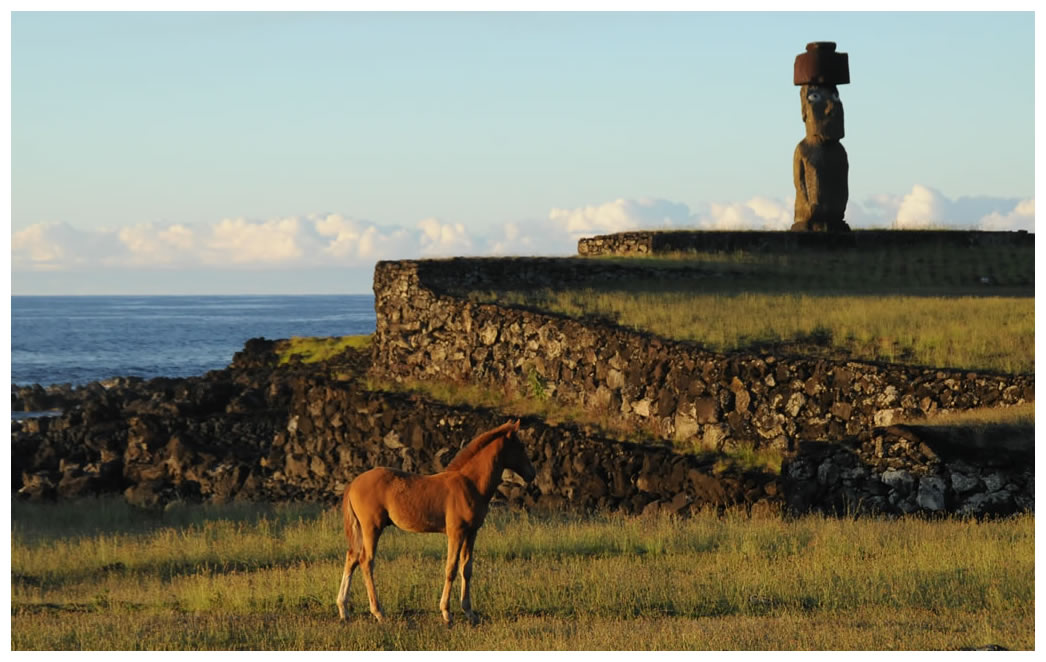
[11,339,772,513]
[11,335,1033,518]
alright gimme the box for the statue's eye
[830,92,840,101]
[807,92,822,102]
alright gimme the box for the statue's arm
[793,144,808,206]
[840,145,849,208]
[794,143,820,216]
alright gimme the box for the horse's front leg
[458,530,479,625]
[440,530,465,625]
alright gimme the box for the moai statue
[791,41,851,232]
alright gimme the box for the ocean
[10,295,376,387]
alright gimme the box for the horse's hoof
[371,612,385,623]
[464,611,479,626]
[441,611,453,627]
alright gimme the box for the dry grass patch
[11,499,1034,650]
[470,289,1032,375]
[275,335,371,365]
[465,243,1033,375]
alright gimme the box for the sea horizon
[10,294,377,388]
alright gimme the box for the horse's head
[501,419,536,483]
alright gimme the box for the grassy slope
[11,500,1033,650]
[274,335,371,365]
[466,244,1034,374]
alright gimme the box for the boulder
[880,469,915,496]
[916,475,949,512]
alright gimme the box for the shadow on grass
[12,556,319,591]
[884,422,1035,464]
[12,497,331,543]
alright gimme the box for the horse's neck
[457,436,504,501]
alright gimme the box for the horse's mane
[446,422,516,471]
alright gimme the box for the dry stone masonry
[369,255,1033,517]
[576,229,1032,258]
[782,425,1033,517]
[12,329,1033,517]
[372,258,1031,456]
[12,344,776,516]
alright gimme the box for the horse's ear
[512,419,521,430]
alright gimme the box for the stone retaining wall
[372,259,1032,455]
[11,358,775,516]
[577,229,1033,257]
[266,374,774,516]
[782,426,1033,517]
[13,341,1032,518]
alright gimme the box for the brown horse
[336,419,536,624]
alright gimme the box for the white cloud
[116,222,198,266]
[893,185,949,229]
[417,218,474,256]
[485,218,577,257]
[12,222,125,270]
[359,224,412,259]
[11,215,420,272]
[205,217,306,264]
[886,185,1031,230]
[12,223,71,267]
[548,198,690,239]
[545,195,796,236]
[313,213,412,260]
[11,188,1033,278]
[693,197,793,230]
[486,221,524,256]
[978,199,1034,231]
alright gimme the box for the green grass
[485,290,1032,374]
[465,245,1033,375]
[11,499,1034,650]
[899,402,1035,427]
[581,242,1034,295]
[275,335,371,365]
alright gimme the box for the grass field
[466,244,1034,374]
[275,335,372,365]
[11,499,1034,650]
[13,241,1030,650]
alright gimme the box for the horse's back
[347,467,461,534]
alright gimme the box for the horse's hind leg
[336,549,359,621]
[458,530,479,625]
[359,525,385,622]
[440,530,466,625]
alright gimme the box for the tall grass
[11,499,1034,650]
[275,335,371,365]
[486,290,1033,374]
[900,402,1035,427]
[585,242,1034,295]
[463,244,1034,375]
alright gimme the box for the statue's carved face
[801,84,844,140]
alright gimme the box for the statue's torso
[793,138,849,231]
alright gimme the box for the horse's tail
[342,486,362,557]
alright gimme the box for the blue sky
[9,10,1038,294]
